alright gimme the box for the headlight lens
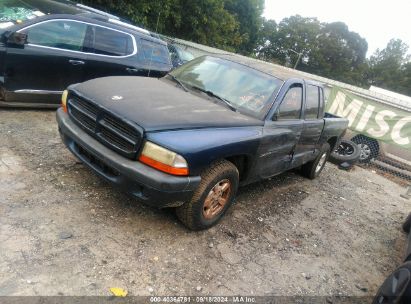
[139,142,189,176]
[61,90,68,112]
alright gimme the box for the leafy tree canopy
[256,16,369,87]
[369,39,411,95]
[79,1,410,95]
[79,0,263,53]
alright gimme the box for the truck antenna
[147,11,161,78]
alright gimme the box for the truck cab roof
[215,54,325,86]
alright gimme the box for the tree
[255,18,279,62]
[261,15,322,67]
[255,16,369,87]
[79,0,263,52]
[77,2,411,94]
[224,0,265,55]
[309,22,369,86]
[400,62,411,96]
[369,39,411,95]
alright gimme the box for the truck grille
[67,94,142,159]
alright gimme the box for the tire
[176,160,239,230]
[301,143,331,180]
[372,261,411,304]
[403,213,411,234]
[329,139,361,165]
[0,86,5,101]
[351,135,379,164]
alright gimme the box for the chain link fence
[349,134,411,184]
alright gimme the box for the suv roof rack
[65,2,151,37]
[75,3,120,20]
[107,19,150,35]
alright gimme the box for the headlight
[61,90,68,113]
[139,142,189,176]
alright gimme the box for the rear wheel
[176,160,239,230]
[301,143,331,179]
[0,86,5,101]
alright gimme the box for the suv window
[275,86,302,120]
[92,26,134,56]
[168,44,179,62]
[305,85,320,120]
[141,39,170,64]
[22,20,87,51]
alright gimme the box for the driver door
[257,84,304,178]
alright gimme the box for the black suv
[0,2,172,107]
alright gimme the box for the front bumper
[56,108,201,208]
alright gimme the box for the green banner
[325,87,411,150]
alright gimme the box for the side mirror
[6,32,28,47]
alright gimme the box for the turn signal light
[61,90,68,113]
[139,142,189,176]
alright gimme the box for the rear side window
[275,86,302,120]
[92,26,134,56]
[319,88,324,118]
[22,20,87,51]
[141,39,170,64]
[305,85,320,120]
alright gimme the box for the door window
[141,39,171,64]
[22,20,87,51]
[92,26,134,56]
[275,86,303,120]
[319,87,325,118]
[305,85,320,120]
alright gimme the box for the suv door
[258,84,304,178]
[5,19,89,103]
[84,25,141,80]
[295,84,324,163]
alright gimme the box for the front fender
[145,127,263,176]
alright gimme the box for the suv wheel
[301,143,331,179]
[351,135,379,163]
[176,160,239,230]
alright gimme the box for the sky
[264,0,411,57]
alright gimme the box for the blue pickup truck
[57,55,348,230]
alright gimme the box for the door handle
[69,60,85,66]
[126,67,140,74]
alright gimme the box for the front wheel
[301,143,331,179]
[176,160,239,230]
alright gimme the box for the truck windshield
[170,56,283,119]
[0,0,44,28]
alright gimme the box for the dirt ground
[1,109,410,297]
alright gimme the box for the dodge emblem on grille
[111,95,123,101]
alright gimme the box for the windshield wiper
[168,74,188,92]
[191,86,237,112]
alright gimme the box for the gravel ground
[0,109,410,297]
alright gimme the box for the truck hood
[71,76,263,131]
